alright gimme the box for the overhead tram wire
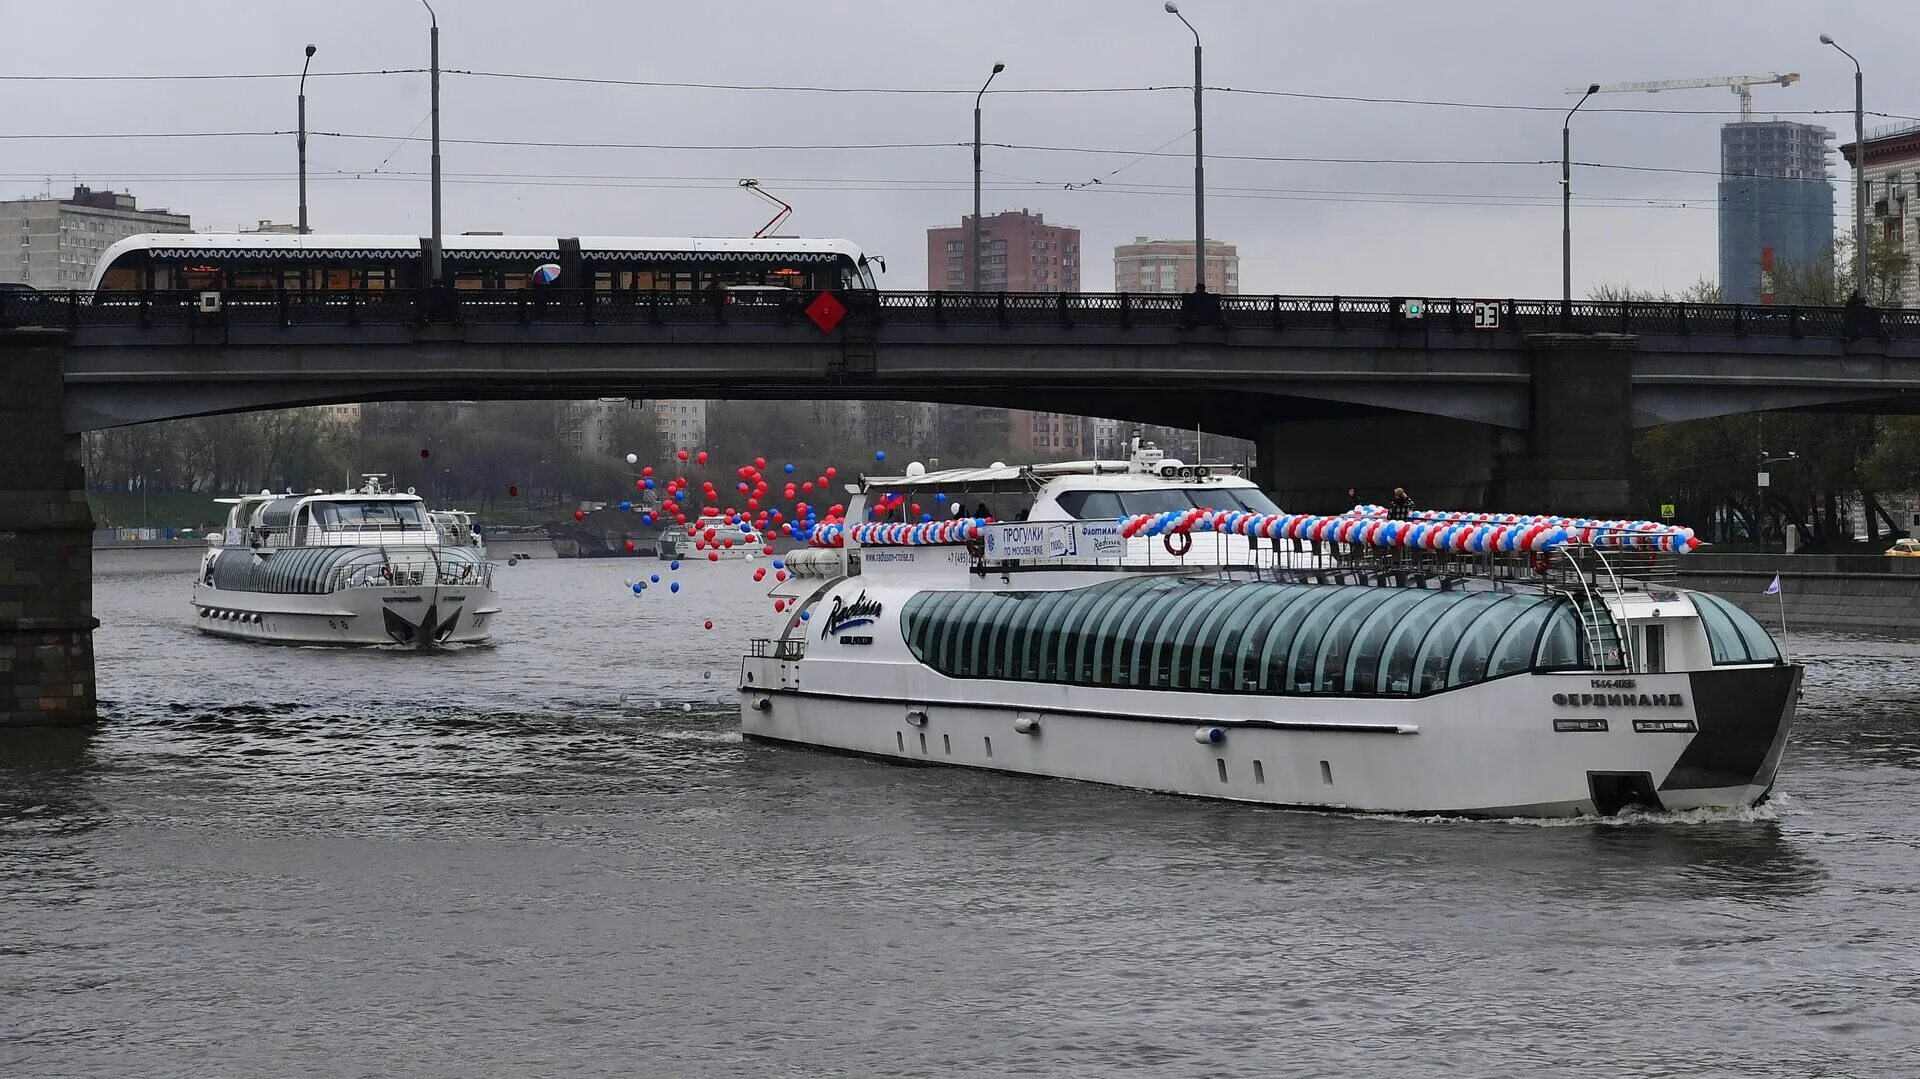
[5,66,1917,122]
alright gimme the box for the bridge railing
[5,287,1917,339]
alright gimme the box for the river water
[5,558,1920,1077]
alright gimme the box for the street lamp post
[1820,34,1867,301]
[298,45,316,235]
[1165,2,1205,293]
[1563,83,1599,308]
[423,1,444,288]
[972,62,1005,292]
[1756,450,1799,550]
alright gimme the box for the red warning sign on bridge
[806,291,847,333]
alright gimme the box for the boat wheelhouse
[193,476,500,648]
[739,445,1799,818]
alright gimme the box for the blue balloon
[799,610,811,621]
[934,493,946,503]
[642,512,655,525]
[619,501,631,512]
[740,522,752,533]
[772,559,785,569]
[784,463,795,474]
[673,489,686,501]
[643,478,654,489]
[631,582,643,594]
[669,560,681,570]
[669,581,681,593]
[650,574,660,583]
[921,513,932,522]
[875,450,887,462]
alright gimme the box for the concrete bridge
[6,289,1920,726]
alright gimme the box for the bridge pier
[1494,334,1636,518]
[0,329,96,727]
[1254,334,1636,518]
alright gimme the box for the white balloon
[990,461,1006,468]
[625,453,638,465]
[905,461,927,477]
[951,503,964,516]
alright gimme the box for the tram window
[502,273,529,290]
[324,269,352,290]
[101,266,139,290]
[281,269,308,291]
[183,267,220,289]
[151,266,177,290]
[454,273,488,290]
[230,271,274,290]
[362,269,391,290]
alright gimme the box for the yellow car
[1888,538,1920,557]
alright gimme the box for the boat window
[1486,601,1556,679]
[1281,587,1365,693]
[1534,606,1584,669]
[1448,597,1543,686]
[1341,589,1431,694]
[1210,488,1284,515]
[1310,589,1401,694]
[1375,592,1459,694]
[1406,593,1506,694]
[1690,592,1778,665]
[1114,489,1200,516]
[311,501,427,532]
[1052,490,1125,520]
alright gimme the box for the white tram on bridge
[86,234,881,294]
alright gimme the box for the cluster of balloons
[606,448,876,628]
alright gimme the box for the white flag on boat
[1764,574,1781,596]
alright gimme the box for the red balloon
[508,485,519,497]
[830,504,845,516]
[677,449,689,461]
[696,451,709,465]
[774,600,787,612]
[755,457,767,469]
[816,476,828,488]
[707,552,719,562]
[642,466,653,477]
[636,479,645,490]
[775,570,788,582]
[825,467,837,478]
[762,545,775,555]
[574,509,585,522]
[704,529,717,542]
[704,620,714,630]
[802,482,814,493]
[753,568,766,581]
[911,504,921,515]
[624,539,636,552]
[747,499,760,511]
[780,523,793,535]
[723,538,734,549]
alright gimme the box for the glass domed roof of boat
[905,578,1604,699]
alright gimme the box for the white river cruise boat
[738,445,1800,818]
[192,475,500,647]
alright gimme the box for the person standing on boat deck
[1388,488,1414,520]
[1345,487,1361,510]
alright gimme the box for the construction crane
[1571,73,1800,122]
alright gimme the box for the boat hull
[190,581,500,647]
[738,661,1799,818]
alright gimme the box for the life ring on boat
[1164,531,1193,557]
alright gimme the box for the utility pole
[1821,35,1868,300]
[1166,3,1205,293]
[1563,84,1599,307]
[424,1,443,288]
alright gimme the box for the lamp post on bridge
[972,61,1005,292]
[1820,34,1867,302]
[422,1,444,289]
[298,44,316,235]
[1563,83,1599,308]
[1756,450,1798,550]
[1165,2,1205,296]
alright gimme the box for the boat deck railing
[322,558,495,592]
[748,637,807,661]
[230,524,450,549]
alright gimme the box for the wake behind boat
[192,475,500,647]
[739,443,1800,818]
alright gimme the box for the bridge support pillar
[0,329,96,727]
[1495,333,1636,518]
[1254,414,1514,513]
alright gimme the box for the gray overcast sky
[5,0,1906,296]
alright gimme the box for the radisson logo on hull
[823,591,883,639]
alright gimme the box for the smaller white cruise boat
[192,475,500,647]
[739,444,1800,818]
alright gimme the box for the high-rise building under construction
[1718,121,1835,303]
